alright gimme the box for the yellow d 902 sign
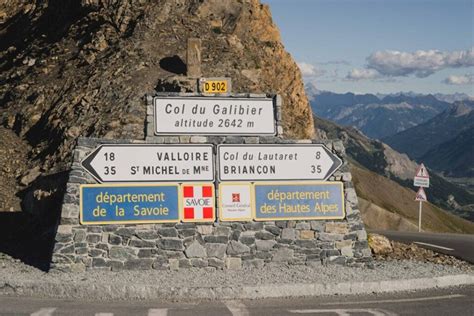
[199,78,231,94]
[203,80,227,93]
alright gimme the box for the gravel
[0,254,472,291]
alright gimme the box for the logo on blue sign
[254,182,345,221]
[80,184,180,225]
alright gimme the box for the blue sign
[80,184,180,225]
[254,182,345,221]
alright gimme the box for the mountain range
[384,102,474,178]
[314,115,474,224]
[307,87,464,140]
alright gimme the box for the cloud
[442,74,474,85]
[297,62,326,77]
[319,60,351,66]
[345,68,380,80]
[366,48,474,78]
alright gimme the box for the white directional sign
[81,144,214,183]
[413,163,430,188]
[154,96,276,135]
[415,187,427,202]
[217,144,342,181]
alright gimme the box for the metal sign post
[415,186,427,232]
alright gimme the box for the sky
[263,0,473,95]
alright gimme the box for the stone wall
[52,134,372,272]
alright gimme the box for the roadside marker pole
[418,200,422,232]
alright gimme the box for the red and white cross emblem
[182,184,215,222]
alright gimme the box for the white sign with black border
[154,96,276,135]
[217,144,342,181]
[81,144,215,183]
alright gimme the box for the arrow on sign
[81,144,215,183]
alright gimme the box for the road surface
[369,230,474,263]
[0,285,473,315]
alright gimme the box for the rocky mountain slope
[384,102,474,178]
[0,0,314,212]
[307,88,451,140]
[353,166,474,233]
[314,115,474,223]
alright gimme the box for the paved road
[0,285,473,315]
[369,230,474,263]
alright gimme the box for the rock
[281,228,296,240]
[255,240,277,251]
[19,166,41,186]
[159,238,184,251]
[185,241,206,258]
[298,230,314,239]
[368,234,392,255]
[205,243,226,259]
[124,259,153,270]
[157,228,178,237]
[325,223,349,234]
[225,257,242,270]
[255,231,274,240]
[226,240,250,255]
[109,247,137,260]
[272,247,294,262]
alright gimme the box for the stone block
[159,238,184,251]
[295,222,310,230]
[179,259,192,268]
[341,246,354,257]
[191,258,208,268]
[225,257,242,270]
[227,240,250,255]
[136,230,159,240]
[186,38,201,77]
[272,247,294,262]
[325,223,349,234]
[239,236,255,245]
[190,136,207,143]
[208,258,225,269]
[244,222,263,230]
[206,243,227,259]
[158,227,178,237]
[298,230,314,239]
[124,259,153,270]
[255,231,274,240]
[185,241,207,258]
[196,225,213,235]
[74,230,86,242]
[108,234,122,245]
[264,225,281,235]
[129,239,156,248]
[255,240,277,251]
[335,240,352,249]
[116,228,135,237]
[169,258,179,271]
[356,230,368,241]
[138,248,159,258]
[243,259,265,269]
[319,232,344,241]
[215,226,231,236]
[92,257,107,268]
[295,240,318,248]
[109,246,137,260]
[88,249,104,257]
[281,228,296,240]
[204,235,228,243]
[310,221,325,232]
[86,234,101,243]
